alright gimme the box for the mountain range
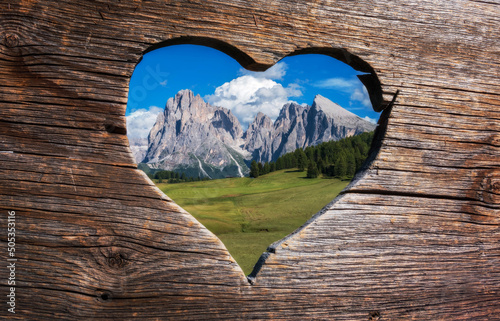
[132,89,376,179]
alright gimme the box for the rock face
[245,95,377,163]
[143,89,249,178]
[307,94,376,145]
[128,137,148,164]
[142,90,376,177]
[242,112,275,162]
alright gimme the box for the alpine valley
[131,89,376,179]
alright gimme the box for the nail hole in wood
[97,290,113,302]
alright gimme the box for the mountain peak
[312,94,358,119]
[176,88,194,97]
[172,88,196,102]
[143,89,248,178]
[253,112,272,126]
[255,111,266,118]
[169,89,201,110]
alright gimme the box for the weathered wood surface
[0,0,499,319]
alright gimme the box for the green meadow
[156,169,349,275]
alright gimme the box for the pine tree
[307,161,319,178]
[334,155,347,178]
[258,162,264,175]
[325,164,335,177]
[314,148,322,163]
[263,162,270,174]
[305,148,314,162]
[354,149,364,171]
[250,160,259,178]
[276,157,284,170]
[346,152,356,178]
[295,148,308,171]
[316,157,325,174]
[290,152,298,168]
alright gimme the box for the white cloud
[363,116,377,124]
[350,86,371,108]
[206,72,302,127]
[314,77,359,91]
[315,76,372,110]
[239,62,287,80]
[126,106,163,139]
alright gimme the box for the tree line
[249,131,374,179]
[141,131,374,183]
[147,169,209,183]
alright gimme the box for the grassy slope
[156,170,349,275]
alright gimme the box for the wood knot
[4,33,19,48]
[107,252,127,269]
[463,169,499,223]
[368,310,381,320]
[477,171,499,205]
[486,133,500,147]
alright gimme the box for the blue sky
[126,44,378,139]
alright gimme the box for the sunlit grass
[156,169,348,274]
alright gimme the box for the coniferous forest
[249,131,374,179]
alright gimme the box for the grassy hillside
[156,169,348,275]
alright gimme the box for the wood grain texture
[0,0,498,319]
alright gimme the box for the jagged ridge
[142,89,249,179]
[244,94,376,163]
[138,90,376,178]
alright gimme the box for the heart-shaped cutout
[126,44,379,275]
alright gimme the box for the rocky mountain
[128,137,148,165]
[245,94,377,163]
[140,89,376,178]
[142,89,250,179]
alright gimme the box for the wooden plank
[0,0,498,319]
